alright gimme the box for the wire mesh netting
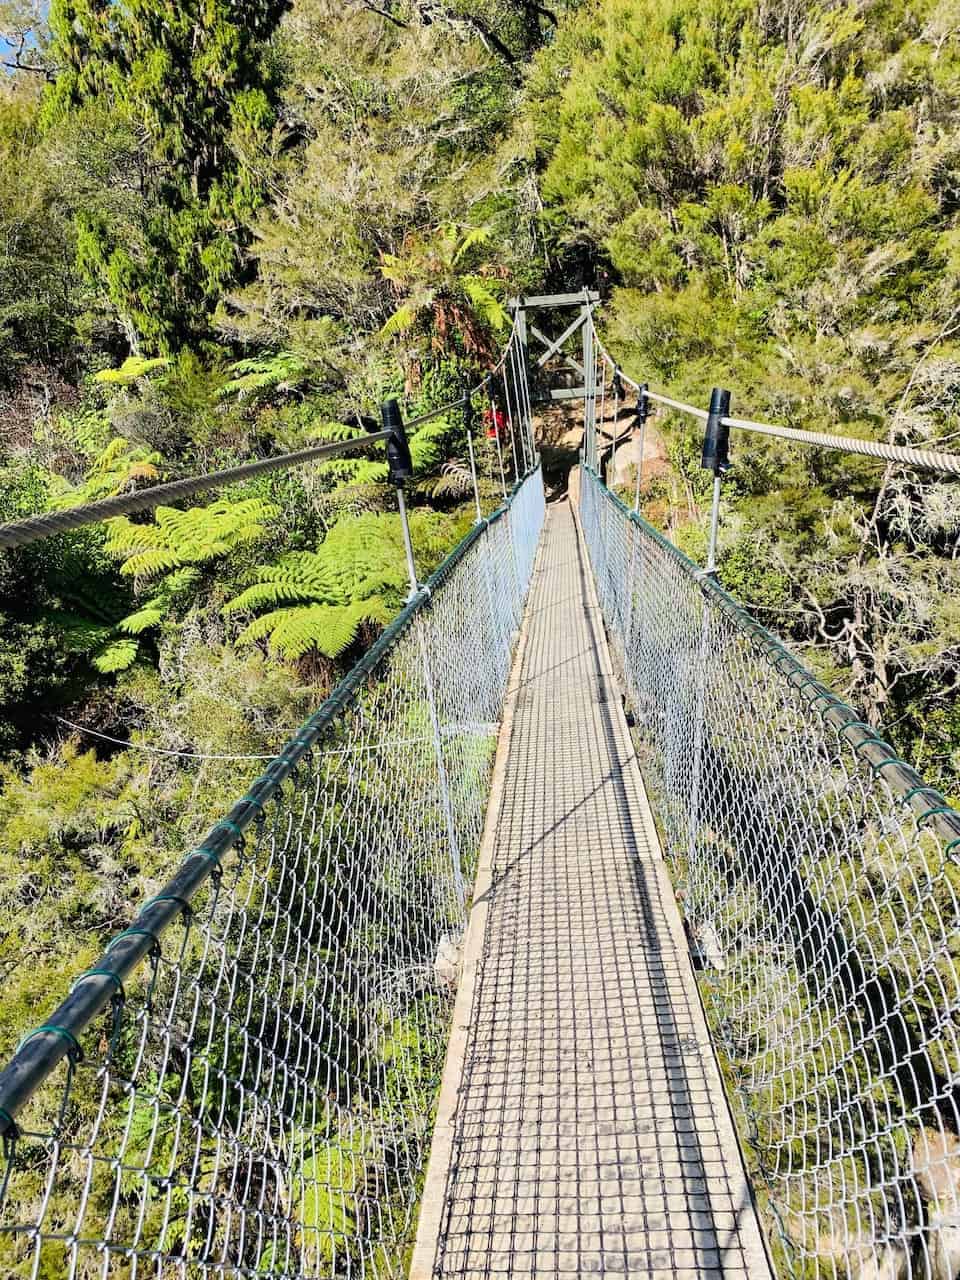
[580,465,960,1280]
[0,466,544,1280]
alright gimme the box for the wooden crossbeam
[509,291,600,309]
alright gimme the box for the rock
[606,423,669,490]
[692,919,725,971]
[928,1212,960,1280]
[915,1128,960,1206]
[433,932,463,990]
[781,1207,908,1279]
[913,1127,960,1279]
[851,1243,909,1280]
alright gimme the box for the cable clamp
[837,719,880,741]
[902,785,940,806]
[917,804,953,825]
[16,1024,83,1062]
[106,927,161,958]
[141,893,192,921]
[870,758,903,778]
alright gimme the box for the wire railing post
[684,387,731,946]
[625,384,650,654]
[466,431,482,525]
[633,384,649,514]
[701,387,731,579]
[513,299,536,463]
[488,382,509,501]
[582,302,597,470]
[382,397,419,598]
[381,397,463,902]
[611,367,624,482]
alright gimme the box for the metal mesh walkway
[412,500,772,1279]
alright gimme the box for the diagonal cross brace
[532,310,591,369]
[529,323,586,379]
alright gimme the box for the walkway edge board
[409,526,546,1279]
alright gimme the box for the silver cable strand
[588,315,960,475]
[0,432,393,551]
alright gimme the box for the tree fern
[217,351,314,402]
[42,610,141,674]
[106,498,277,580]
[236,599,390,660]
[92,637,140,673]
[223,509,454,660]
[223,553,344,613]
[93,356,171,386]
[316,419,450,488]
[50,437,163,507]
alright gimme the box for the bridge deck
[412,500,772,1279]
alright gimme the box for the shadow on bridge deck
[411,499,772,1280]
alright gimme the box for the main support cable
[0,432,392,550]
[0,316,527,555]
[588,315,960,476]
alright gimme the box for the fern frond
[312,420,365,443]
[218,351,312,401]
[379,303,420,338]
[94,357,170,386]
[107,498,277,579]
[119,549,186,578]
[116,604,165,635]
[453,226,493,263]
[320,458,390,485]
[409,419,451,473]
[461,276,509,331]
[426,459,474,498]
[92,637,140,673]
[42,611,114,653]
[238,599,389,660]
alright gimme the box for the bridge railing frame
[0,435,544,1272]
[580,461,960,1279]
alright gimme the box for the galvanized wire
[0,432,393,552]
[0,462,545,1279]
[580,464,960,1280]
[588,317,960,477]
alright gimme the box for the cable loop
[70,969,126,1001]
[16,1025,84,1062]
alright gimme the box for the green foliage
[299,1128,365,1263]
[44,0,289,350]
[105,498,278,580]
[224,508,459,659]
[50,437,163,506]
[380,224,510,355]
[218,351,316,403]
[93,356,171,386]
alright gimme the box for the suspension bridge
[1,293,959,1279]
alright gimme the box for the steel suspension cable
[587,314,960,475]
[0,432,389,551]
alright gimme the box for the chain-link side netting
[0,466,545,1280]
[580,465,960,1280]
